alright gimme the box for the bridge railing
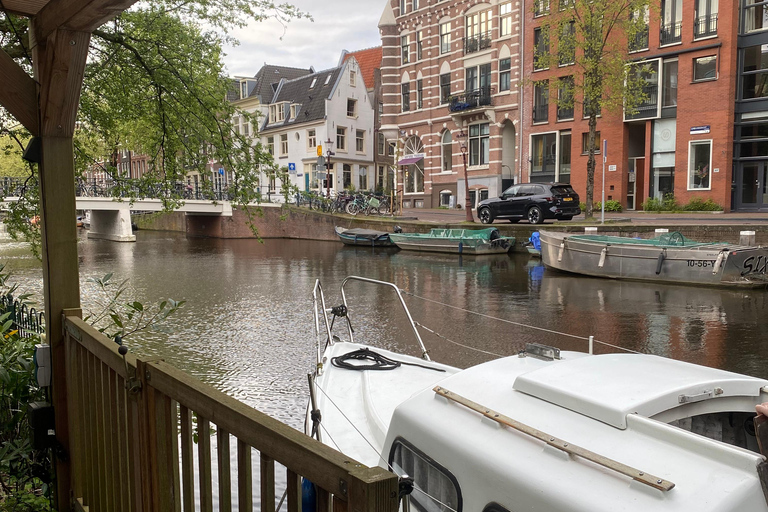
[63,314,398,512]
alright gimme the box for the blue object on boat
[529,231,541,251]
[302,478,316,512]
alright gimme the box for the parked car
[477,182,581,225]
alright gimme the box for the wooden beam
[0,0,47,16]
[0,49,40,136]
[32,28,89,137]
[34,0,140,42]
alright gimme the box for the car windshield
[551,185,576,195]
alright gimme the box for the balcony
[660,21,682,46]
[694,13,718,39]
[449,86,493,113]
[464,31,492,54]
[625,84,658,121]
[629,26,649,52]
[533,104,549,123]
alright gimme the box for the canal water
[2,229,767,502]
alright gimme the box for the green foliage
[580,200,623,212]
[681,198,722,212]
[643,195,722,212]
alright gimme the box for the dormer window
[325,74,332,86]
[310,77,317,88]
[290,104,301,119]
[240,81,248,99]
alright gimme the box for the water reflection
[1,230,767,436]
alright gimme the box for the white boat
[540,229,768,288]
[307,276,768,512]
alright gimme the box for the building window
[359,166,368,190]
[401,83,411,112]
[629,7,650,52]
[625,59,660,120]
[356,130,365,153]
[412,0,419,10]
[347,98,357,117]
[280,133,288,155]
[466,63,491,94]
[440,22,451,54]
[559,131,571,182]
[533,80,549,123]
[693,55,717,82]
[388,142,396,156]
[534,27,550,71]
[416,79,423,109]
[465,9,493,54]
[662,59,678,107]
[343,164,352,189]
[534,0,550,16]
[337,127,347,151]
[378,102,384,115]
[240,81,248,99]
[694,0,718,38]
[266,136,274,156]
[531,133,557,180]
[441,131,452,172]
[660,0,682,46]
[290,104,299,119]
[440,73,451,103]
[416,30,423,60]
[500,2,513,37]
[401,35,410,64]
[308,129,316,149]
[377,165,385,188]
[742,45,768,99]
[582,131,601,154]
[688,140,712,190]
[400,0,406,14]
[559,21,575,66]
[499,58,511,91]
[350,69,357,86]
[469,123,490,166]
[557,76,574,121]
[744,0,768,33]
[378,133,386,155]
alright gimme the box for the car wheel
[527,206,543,225]
[478,207,494,224]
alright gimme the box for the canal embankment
[133,204,768,250]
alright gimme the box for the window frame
[355,129,366,153]
[280,133,288,156]
[534,27,550,71]
[440,73,451,104]
[557,76,574,121]
[500,2,513,37]
[401,35,410,64]
[401,82,411,112]
[417,79,424,109]
[533,80,549,123]
[307,129,316,150]
[350,69,357,87]
[440,22,451,54]
[441,130,453,173]
[499,58,511,92]
[743,0,768,34]
[377,133,386,155]
[266,136,274,156]
[687,139,713,191]
[347,98,357,118]
[416,30,424,60]
[581,131,602,154]
[336,127,347,152]
[693,55,717,82]
[468,122,490,167]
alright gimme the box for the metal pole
[601,139,606,225]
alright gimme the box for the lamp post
[457,130,474,223]
[324,137,335,198]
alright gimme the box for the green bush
[642,195,722,212]
[580,201,623,212]
[681,198,722,212]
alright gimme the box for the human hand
[757,402,768,417]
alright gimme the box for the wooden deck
[63,313,398,512]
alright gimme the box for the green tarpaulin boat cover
[426,228,501,239]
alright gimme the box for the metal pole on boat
[601,139,606,225]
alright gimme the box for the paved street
[401,208,768,226]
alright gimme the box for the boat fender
[557,241,565,262]
[301,478,316,512]
[656,251,666,275]
[398,475,414,500]
[458,241,463,254]
[598,247,608,268]
[712,250,726,275]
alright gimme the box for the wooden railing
[62,314,398,512]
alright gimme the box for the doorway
[739,161,768,209]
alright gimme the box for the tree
[0,1,309,247]
[533,0,652,219]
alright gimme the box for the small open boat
[523,231,541,257]
[334,226,396,247]
[307,276,768,512]
[540,229,768,288]
[388,228,514,254]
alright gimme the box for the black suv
[477,183,580,224]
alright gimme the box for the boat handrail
[434,386,676,492]
[340,276,431,361]
[312,279,334,366]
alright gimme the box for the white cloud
[222,0,384,77]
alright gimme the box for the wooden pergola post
[0,1,138,509]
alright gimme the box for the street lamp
[324,137,335,198]
[457,130,474,223]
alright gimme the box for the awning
[397,155,424,166]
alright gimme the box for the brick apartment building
[379,0,523,209]
[523,0,737,212]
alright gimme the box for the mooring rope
[401,289,644,356]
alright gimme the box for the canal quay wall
[133,205,768,251]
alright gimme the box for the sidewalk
[399,208,768,226]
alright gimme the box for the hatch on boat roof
[513,354,768,429]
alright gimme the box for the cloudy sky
[222,0,386,77]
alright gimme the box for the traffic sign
[316,156,326,168]
[288,163,296,171]
[218,168,224,176]
[317,145,323,156]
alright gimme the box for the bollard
[585,227,598,235]
[740,230,756,247]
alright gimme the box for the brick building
[379,0,523,209]
[523,0,736,211]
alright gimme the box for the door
[305,173,310,192]
[627,158,639,210]
[739,162,768,209]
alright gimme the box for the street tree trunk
[586,113,597,219]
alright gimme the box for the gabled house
[259,57,376,196]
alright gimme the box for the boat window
[668,412,760,454]
[389,437,462,512]
[483,503,514,512]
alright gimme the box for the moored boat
[524,231,541,257]
[334,226,396,247]
[540,229,768,287]
[307,276,768,512]
[388,228,514,254]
